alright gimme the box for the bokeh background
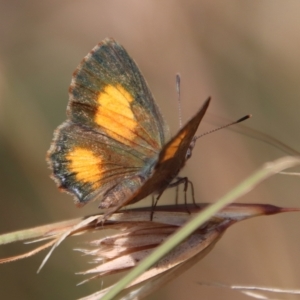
[1,1,300,299]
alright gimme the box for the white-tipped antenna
[176,73,183,129]
[195,114,252,141]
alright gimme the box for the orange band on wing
[95,84,139,145]
[67,147,103,187]
[160,129,188,162]
[97,84,134,119]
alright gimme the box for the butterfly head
[186,136,197,160]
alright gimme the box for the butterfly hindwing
[49,122,151,206]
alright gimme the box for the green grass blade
[101,156,300,300]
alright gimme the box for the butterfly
[47,38,210,219]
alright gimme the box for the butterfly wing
[48,38,169,207]
[103,98,211,216]
[68,38,169,151]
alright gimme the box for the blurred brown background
[1,1,300,299]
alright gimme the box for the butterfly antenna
[207,112,300,156]
[195,114,251,141]
[176,73,183,129]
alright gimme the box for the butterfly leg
[168,177,197,213]
[175,184,179,205]
[187,179,197,207]
[150,194,155,221]
[150,191,165,220]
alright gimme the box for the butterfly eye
[185,148,192,160]
[186,136,197,160]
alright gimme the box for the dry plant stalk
[1,203,298,300]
